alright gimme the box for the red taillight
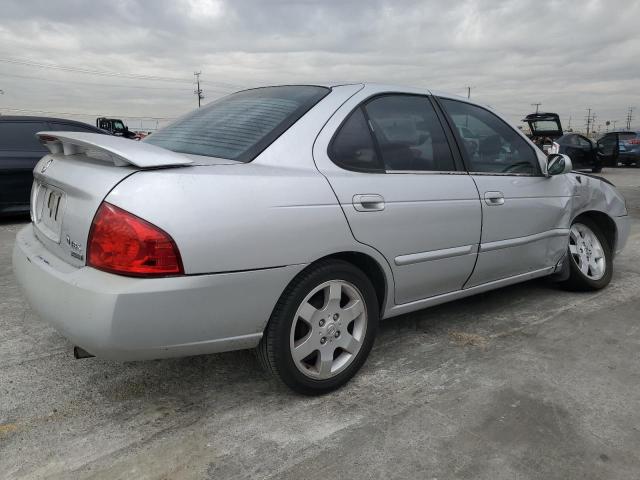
[87,202,183,277]
[627,139,640,145]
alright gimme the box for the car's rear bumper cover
[12,224,305,361]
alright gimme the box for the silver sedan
[12,83,630,394]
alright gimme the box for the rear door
[0,120,49,214]
[438,97,573,286]
[562,134,593,169]
[314,92,482,305]
[596,133,619,167]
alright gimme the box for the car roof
[0,115,95,126]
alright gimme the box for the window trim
[433,96,544,177]
[327,93,464,174]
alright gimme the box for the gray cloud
[0,0,638,132]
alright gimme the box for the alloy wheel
[569,223,606,280]
[289,280,367,380]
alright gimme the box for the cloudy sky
[0,0,638,132]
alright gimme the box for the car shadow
[86,276,576,405]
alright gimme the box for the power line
[0,71,235,94]
[0,106,176,120]
[0,57,243,90]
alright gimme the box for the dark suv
[0,116,107,215]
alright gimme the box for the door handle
[353,194,385,212]
[484,191,504,206]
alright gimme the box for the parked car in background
[598,131,640,167]
[548,133,606,172]
[96,117,138,139]
[0,116,108,216]
[12,84,630,395]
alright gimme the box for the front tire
[258,260,379,395]
[562,218,612,291]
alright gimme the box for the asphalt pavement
[1,169,639,479]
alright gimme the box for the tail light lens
[626,139,640,145]
[87,202,183,277]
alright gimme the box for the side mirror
[546,153,572,176]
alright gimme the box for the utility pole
[613,120,618,130]
[466,86,471,99]
[626,107,634,130]
[567,115,572,131]
[531,102,542,114]
[194,72,204,108]
[585,108,592,136]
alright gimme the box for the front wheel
[258,260,379,395]
[562,218,612,290]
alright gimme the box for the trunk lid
[31,132,194,267]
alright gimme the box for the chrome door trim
[385,170,469,175]
[469,172,543,177]
[384,266,555,318]
[480,228,570,253]
[395,244,476,266]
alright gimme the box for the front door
[314,92,482,305]
[438,98,574,287]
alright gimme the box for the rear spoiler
[36,131,193,168]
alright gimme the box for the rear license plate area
[33,182,66,243]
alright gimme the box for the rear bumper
[12,225,304,361]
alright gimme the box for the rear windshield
[619,132,638,140]
[145,86,329,162]
[529,120,561,132]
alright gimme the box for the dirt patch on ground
[0,423,18,437]
[448,331,489,348]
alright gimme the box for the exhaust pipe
[73,346,95,359]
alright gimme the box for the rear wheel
[562,218,612,290]
[258,260,378,395]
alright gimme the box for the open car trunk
[523,113,563,139]
[523,112,563,154]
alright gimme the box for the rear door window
[146,86,329,162]
[0,122,49,151]
[363,95,456,171]
[329,108,383,172]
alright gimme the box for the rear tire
[257,260,379,395]
[561,217,612,291]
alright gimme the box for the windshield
[112,121,125,130]
[145,85,329,162]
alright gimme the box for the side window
[364,95,455,171]
[440,99,540,175]
[0,122,49,151]
[576,136,591,148]
[329,108,382,172]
